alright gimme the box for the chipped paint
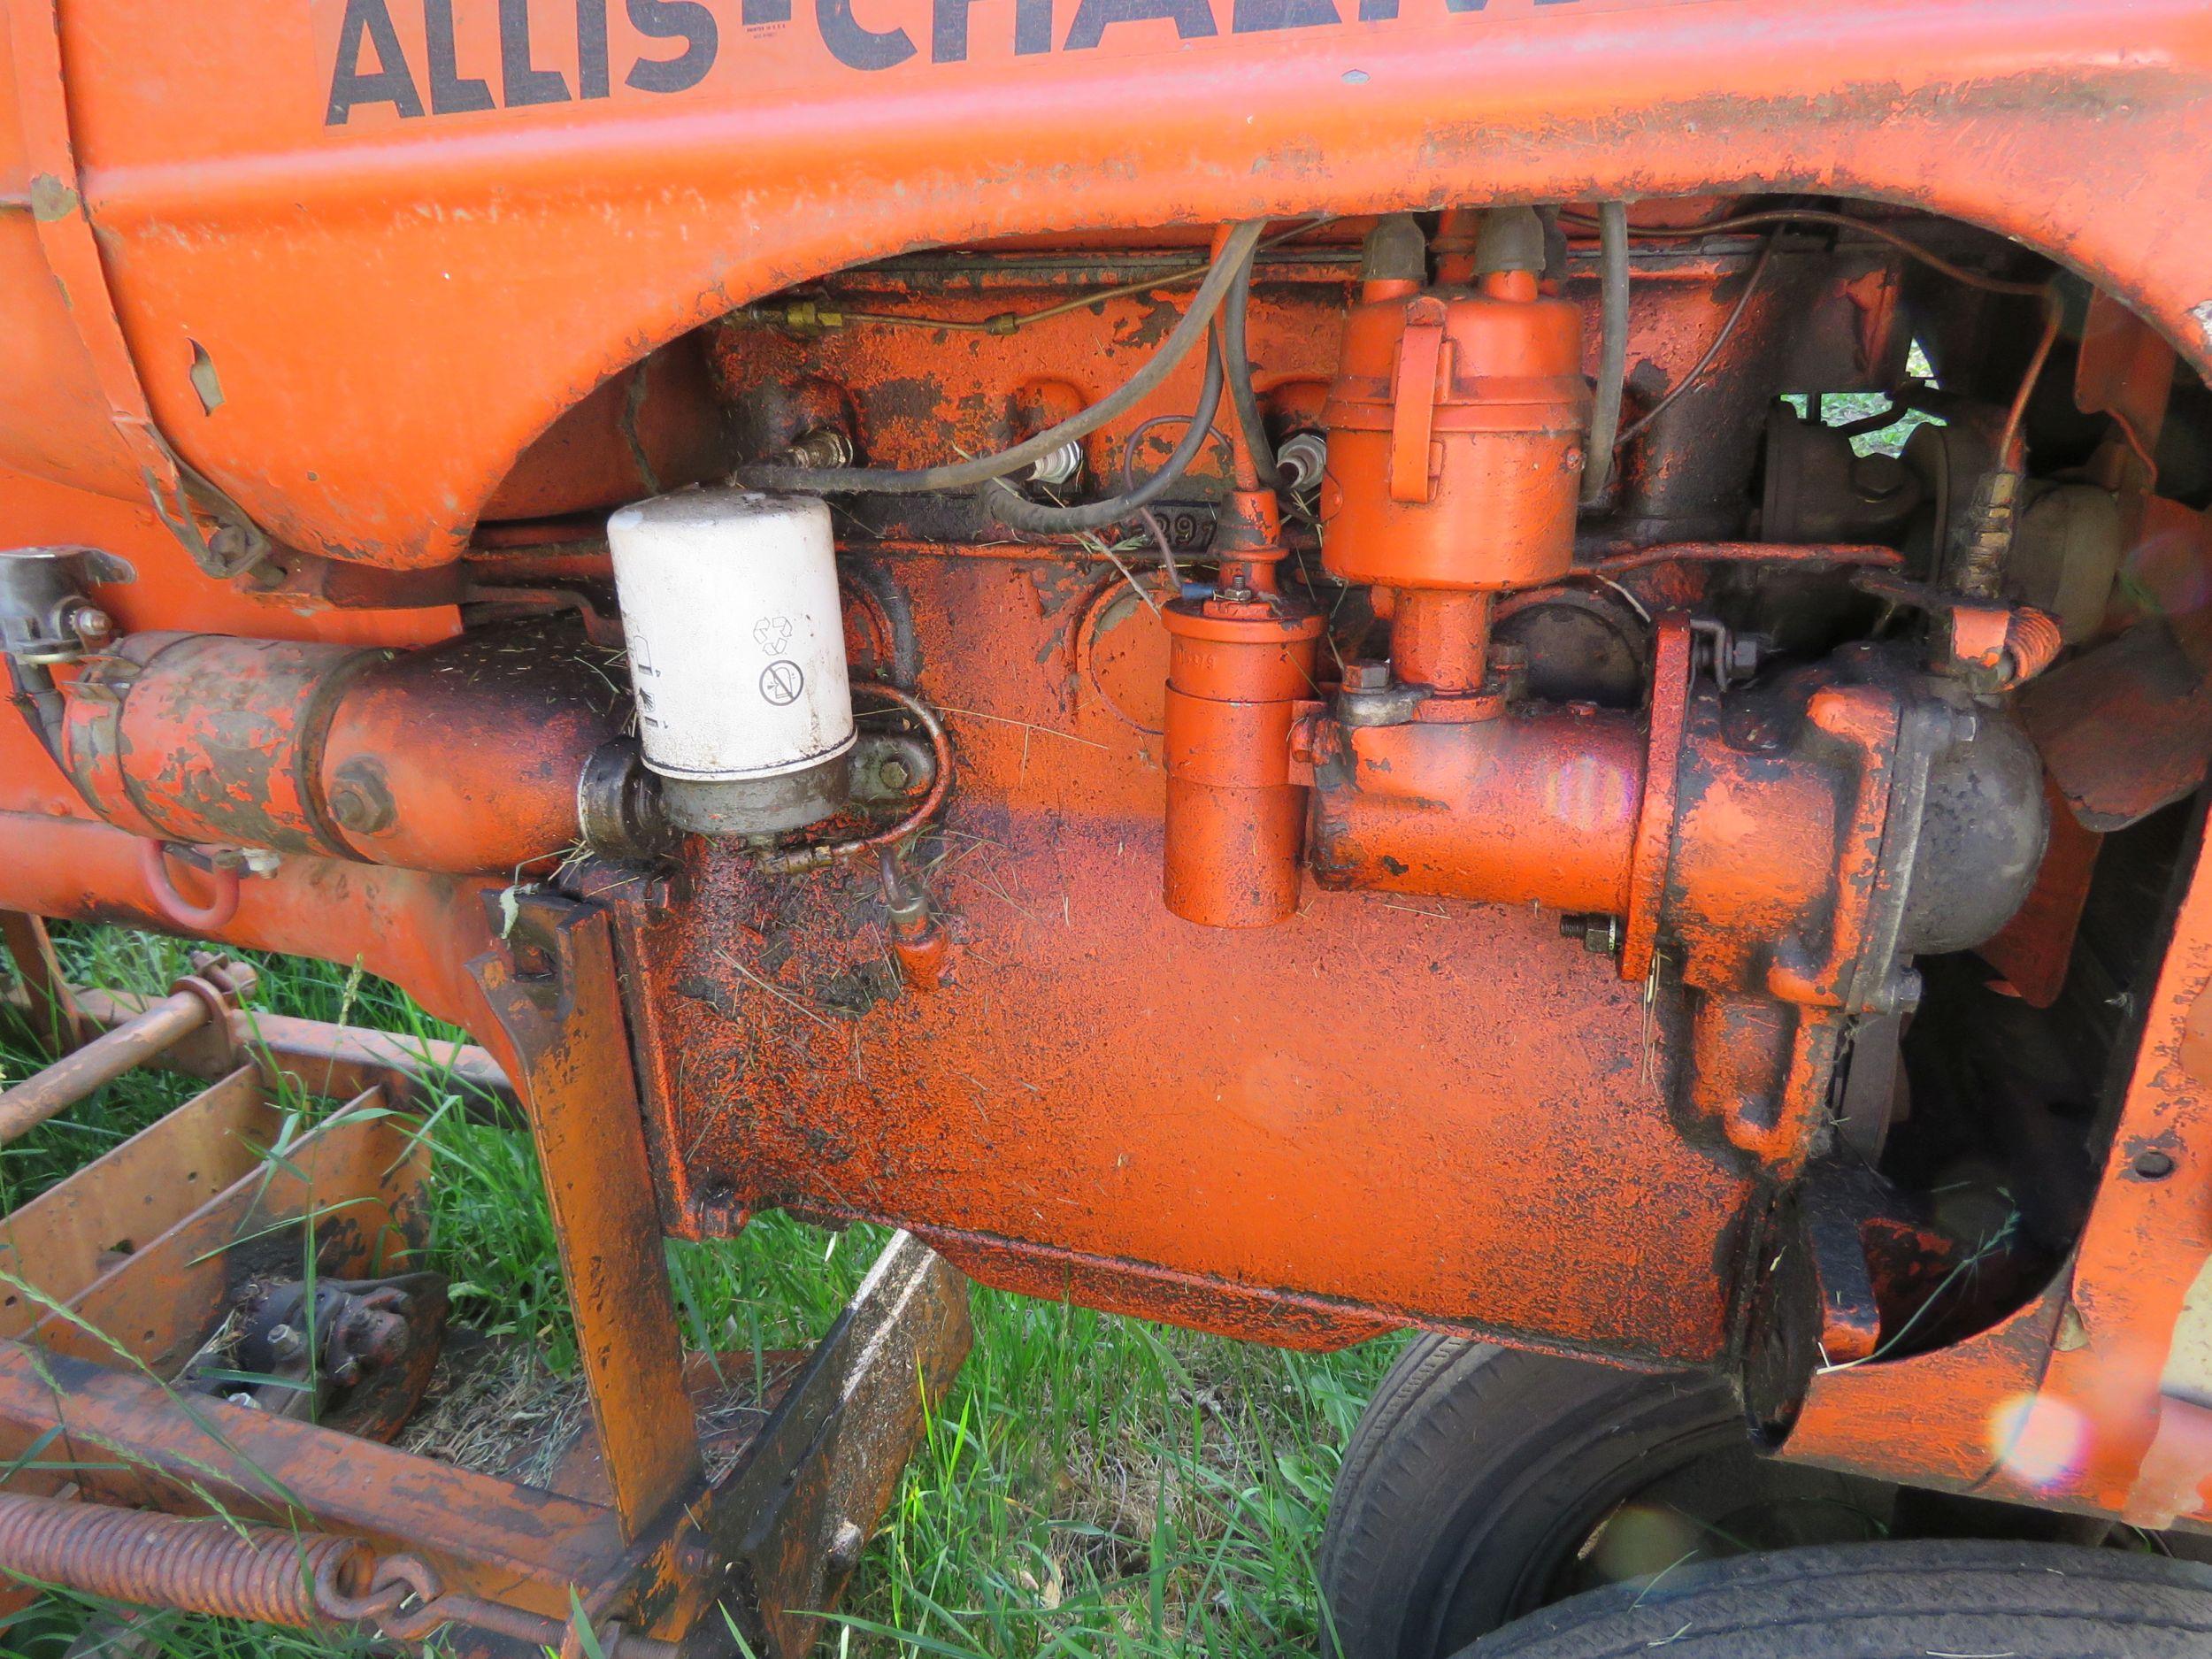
[27,173,79,223]
[188,341,225,414]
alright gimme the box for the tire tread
[1465,1540,2212,1659]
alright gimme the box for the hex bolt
[68,605,113,647]
[328,784,380,833]
[781,427,856,470]
[1342,660,1391,693]
[345,1307,411,1366]
[826,1519,864,1573]
[1559,914,1622,954]
[1724,636,1766,680]
[326,759,396,836]
[879,757,912,792]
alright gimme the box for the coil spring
[0,1494,370,1627]
[2002,606,2064,687]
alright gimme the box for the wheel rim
[1417,1420,1892,1657]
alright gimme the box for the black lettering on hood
[424,0,496,111]
[818,0,917,69]
[1064,0,1218,51]
[327,0,426,123]
[626,0,721,91]
[1233,0,1339,27]
[502,0,575,102]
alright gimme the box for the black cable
[1581,203,1629,503]
[1120,413,1233,487]
[984,327,1226,534]
[1217,242,1282,490]
[1559,206,2048,297]
[4,655,66,772]
[737,219,1266,496]
[1614,228,1781,452]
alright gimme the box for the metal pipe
[0,987,211,1142]
[59,625,632,875]
[1581,201,1630,504]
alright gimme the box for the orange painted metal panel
[0,2,2194,570]
[1785,829,2212,1531]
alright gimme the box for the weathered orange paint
[1783,833,2212,1532]
[0,3,2206,572]
[1310,703,1645,915]
[56,624,627,873]
[604,824,1755,1365]
[0,810,500,1033]
[1161,593,1324,927]
[0,0,2206,1558]
[1321,265,1589,600]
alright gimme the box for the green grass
[0,926,1401,1658]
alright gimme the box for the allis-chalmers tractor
[3,0,2212,1655]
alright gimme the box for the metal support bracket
[468,890,704,1540]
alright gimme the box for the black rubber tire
[1464,1539,2212,1656]
[1320,1337,1878,1659]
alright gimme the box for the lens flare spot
[1989,1391,2088,1490]
[1584,1502,1708,1585]
[1544,753,1635,833]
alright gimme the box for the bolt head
[329,785,373,831]
[327,761,396,835]
[1580,917,1622,955]
[879,757,911,791]
[1343,660,1391,692]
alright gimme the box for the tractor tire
[1318,1337,1887,1659]
[1463,1538,2212,1656]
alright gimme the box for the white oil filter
[606,489,854,834]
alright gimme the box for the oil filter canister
[607,489,855,834]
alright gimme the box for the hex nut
[327,758,397,835]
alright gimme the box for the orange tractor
[3,0,2212,1653]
